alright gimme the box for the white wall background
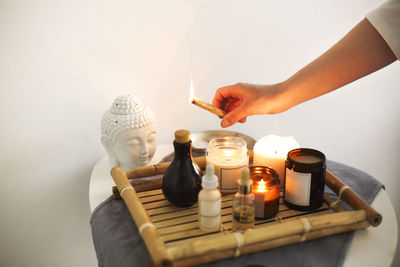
[0,0,398,266]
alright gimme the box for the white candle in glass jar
[253,135,299,184]
[206,137,249,194]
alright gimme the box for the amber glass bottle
[284,148,326,211]
[162,130,202,207]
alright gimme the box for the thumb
[221,107,247,128]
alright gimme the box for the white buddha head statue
[101,95,156,170]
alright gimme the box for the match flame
[189,77,195,103]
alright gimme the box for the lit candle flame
[255,179,267,193]
[189,76,195,103]
[223,148,234,160]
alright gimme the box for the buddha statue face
[101,95,156,170]
[111,124,156,169]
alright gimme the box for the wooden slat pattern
[166,209,335,248]
[136,189,163,198]
[162,206,331,243]
[135,189,337,245]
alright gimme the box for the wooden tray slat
[139,196,232,213]
[153,214,200,229]
[158,214,233,235]
[136,188,163,198]
[147,199,234,216]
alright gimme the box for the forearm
[280,18,396,109]
[214,18,397,127]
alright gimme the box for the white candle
[253,135,299,184]
[206,137,249,194]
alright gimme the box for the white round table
[89,144,398,267]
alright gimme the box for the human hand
[213,82,288,128]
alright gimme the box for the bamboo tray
[110,153,382,267]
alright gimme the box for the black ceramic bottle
[162,129,202,207]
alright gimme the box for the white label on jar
[199,200,221,217]
[220,165,246,191]
[254,194,265,218]
[285,168,311,206]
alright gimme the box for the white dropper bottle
[198,164,222,232]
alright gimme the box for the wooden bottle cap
[175,129,191,143]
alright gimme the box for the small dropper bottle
[232,167,255,231]
[198,164,222,232]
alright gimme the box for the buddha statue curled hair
[101,95,156,170]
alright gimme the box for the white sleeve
[366,0,400,60]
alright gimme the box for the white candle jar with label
[206,137,249,194]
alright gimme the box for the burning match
[191,97,227,118]
[189,77,226,118]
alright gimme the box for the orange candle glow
[255,179,279,201]
[255,179,267,193]
[250,167,280,219]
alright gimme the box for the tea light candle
[250,166,280,219]
[253,135,299,184]
[206,137,249,194]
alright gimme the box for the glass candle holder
[284,148,326,211]
[250,166,280,219]
[206,137,249,194]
